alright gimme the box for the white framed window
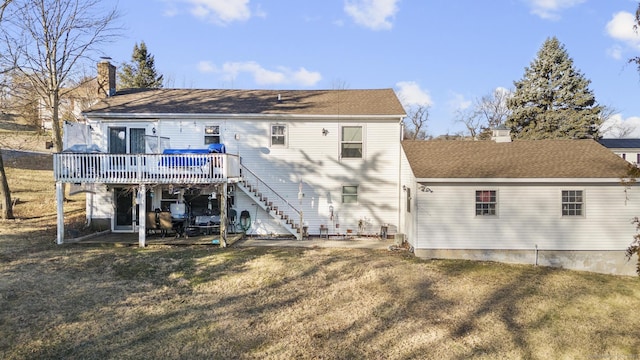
[475,190,497,216]
[342,185,358,204]
[562,190,583,216]
[271,124,287,147]
[341,126,363,158]
[204,125,220,144]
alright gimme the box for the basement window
[342,185,358,204]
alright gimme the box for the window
[204,125,220,144]
[271,124,286,146]
[342,185,358,204]
[341,126,362,158]
[562,190,583,216]
[475,190,496,216]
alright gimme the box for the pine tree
[118,41,163,89]
[506,37,601,140]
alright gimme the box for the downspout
[398,117,404,238]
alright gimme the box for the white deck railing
[53,153,240,184]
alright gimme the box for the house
[401,134,640,275]
[597,138,640,166]
[53,60,407,247]
[52,60,640,275]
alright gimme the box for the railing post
[56,182,64,245]
[138,183,146,247]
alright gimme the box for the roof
[83,88,406,117]
[402,139,633,179]
[597,138,640,149]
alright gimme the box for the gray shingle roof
[597,138,640,149]
[84,88,406,117]
[403,139,632,179]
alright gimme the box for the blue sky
[106,0,640,137]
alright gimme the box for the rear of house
[55,63,407,244]
[401,139,640,275]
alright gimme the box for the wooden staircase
[237,164,303,239]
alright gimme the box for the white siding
[416,183,640,251]
[84,116,404,235]
[399,147,416,246]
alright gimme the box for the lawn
[1,151,640,359]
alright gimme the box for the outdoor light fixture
[152,127,156,134]
[322,128,329,136]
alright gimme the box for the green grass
[1,153,640,359]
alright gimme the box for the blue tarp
[159,144,225,167]
[162,143,226,155]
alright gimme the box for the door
[108,127,127,173]
[114,187,133,231]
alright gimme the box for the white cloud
[448,92,472,112]
[601,114,640,138]
[606,11,640,48]
[178,0,252,25]
[525,0,585,20]
[344,0,399,30]
[197,61,216,73]
[395,81,433,108]
[198,60,322,87]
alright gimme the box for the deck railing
[53,153,240,184]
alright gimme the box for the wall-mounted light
[322,128,329,136]
[402,185,407,191]
[152,127,156,135]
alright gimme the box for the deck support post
[138,184,146,248]
[56,181,64,245]
[220,182,227,247]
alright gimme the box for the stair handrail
[240,164,301,217]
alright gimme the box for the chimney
[97,58,116,98]
[491,124,512,143]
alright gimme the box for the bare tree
[456,88,512,140]
[597,105,634,138]
[0,0,120,152]
[0,0,15,219]
[404,105,430,140]
[0,0,120,219]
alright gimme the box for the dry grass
[2,153,640,359]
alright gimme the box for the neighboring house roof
[403,139,632,179]
[83,88,406,117]
[597,138,640,149]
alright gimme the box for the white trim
[83,113,405,121]
[417,178,627,184]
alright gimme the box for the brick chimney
[97,58,116,98]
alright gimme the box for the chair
[146,212,160,235]
[158,211,174,237]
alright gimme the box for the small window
[204,125,220,144]
[562,190,583,216]
[475,190,496,216]
[342,185,358,204]
[341,126,362,158]
[271,124,286,147]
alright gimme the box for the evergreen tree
[506,37,601,139]
[118,41,163,89]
